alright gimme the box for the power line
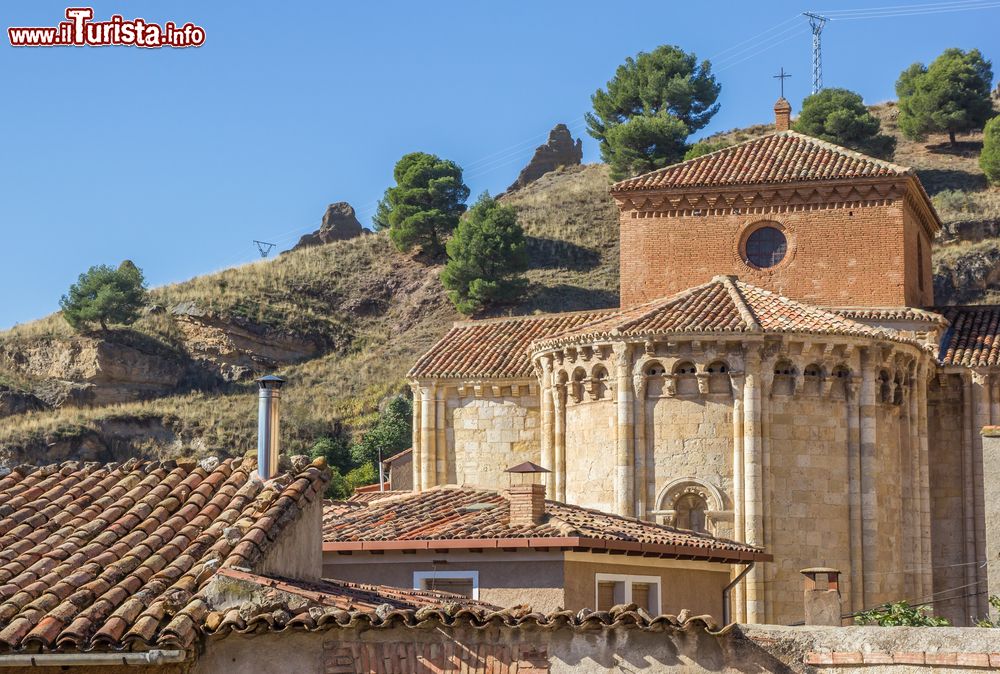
[803,13,828,94]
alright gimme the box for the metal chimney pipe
[256,375,285,480]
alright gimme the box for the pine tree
[794,88,896,159]
[896,48,994,146]
[59,260,148,331]
[375,152,469,257]
[586,45,721,180]
[981,116,1000,185]
[441,194,528,315]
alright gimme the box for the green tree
[441,194,528,314]
[982,115,1000,185]
[345,463,377,491]
[350,395,413,467]
[794,88,896,159]
[683,139,731,161]
[59,260,148,331]
[896,48,995,146]
[855,601,950,627]
[309,434,353,475]
[586,45,721,180]
[375,152,470,257]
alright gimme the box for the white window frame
[413,570,480,600]
[594,573,661,614]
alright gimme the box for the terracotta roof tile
[409,310,615,379]
[832,307,948,326]
[937,306,1000,367]
[534,276,895,349]
[612,131,910,191]
[0,456,327,653]
[202,567,726,635]
[323,486,766,561]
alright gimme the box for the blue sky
[1,0,997,328]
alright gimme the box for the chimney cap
[256,374,286,390]
[774,96,791,110]
[504,461,551,474]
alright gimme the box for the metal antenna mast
[803,12,828,94]
[253,240,276,258]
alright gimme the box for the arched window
[803,363,822,396]
[571,368,586,403]
[706,360,731,394]
[674,493,709,533]
[772,359,796,396]
[879,370,892,404]
[831,364,851,399]
[592,365,609,400]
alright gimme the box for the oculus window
[744,226,787,268]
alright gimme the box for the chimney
[801,567,842,626]
[774,97,792,132]
[504,461,550,527]
[256,375,285,480]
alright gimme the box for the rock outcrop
[0,386,47,418]
[506,124,583,193]
[291,202,365,251]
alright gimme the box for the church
[407,99,998,626]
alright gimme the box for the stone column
[420,383,436,490]
[962,371,978,620]
[846,375,864,613]
[981,427,1000,621]
[917,362,933,606]
[540,357,556,498]
[435,390,447,485]
[553,379,567,502]
[972,371,990,616]
[613,343,635,517]
[633,371,648,518]
[743,349,764,623]
[859,349,878,604]
[906,373,922,601]
[730,370,746,623]
[411,383,422,491]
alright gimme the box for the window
[413,570,479,599]
[594,574,661,614]
[917,237,925,292]
[744,225,787,268]
[674,492,709,533]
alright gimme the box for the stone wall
[564,397,616,511]
[449,388,541,487]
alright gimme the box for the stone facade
[409,105,998,626]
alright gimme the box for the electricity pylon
[803,12,829,94]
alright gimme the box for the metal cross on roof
[773,67,791,99]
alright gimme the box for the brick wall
[618,200,931,308]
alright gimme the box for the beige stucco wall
[449,388,541,487]
[324,552,566,612]
[257,492,323,581]
[562,556,730,617]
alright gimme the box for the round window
[744,226,787,268]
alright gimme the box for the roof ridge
[716,275,762,332]
[733,279,884,334]
[449,307,616,329]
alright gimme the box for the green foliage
[855,601,950,627]
[350,395,413,466]
[896,48,995,145]
[982,116,1000,185]
[586,44,721,180]
[683,139,731,161]
[975,596,1000,627]
[375,152,470,257]
[933,188,983,216]
[794,88,896,159]
[441,194,528,314]
[309,433,353,474]
[346,463,377,490]
[59,260,148,331]
[325,469,352,499]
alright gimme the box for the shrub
[586,45,721,179]
[855,601,950,627]
[59,260,148,331]
[374,152,470,257]
[982,116,1000,185]
[932,188,982,216]
[794,88,896,159]
[350,395,413,466]
[441,194,528,314]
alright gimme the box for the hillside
[3,100,1000,465]
[0,164,618,465]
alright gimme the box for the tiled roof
[612,131,910,192]
[533,276,893,349]
[322,486,767,562]
[205,567,723,634]
[832,307,948,326]
[0,455,327,653]
[937,306,1000,367]
[347,490,410,503]
[409,310,615,379]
